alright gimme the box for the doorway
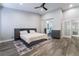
[46,18,54,37]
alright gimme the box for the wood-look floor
[0,38,79,56]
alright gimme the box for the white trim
[0,39,14,43]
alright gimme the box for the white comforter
[20,33,48,43]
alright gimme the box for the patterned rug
[13,40,50,55]
[13,40,32,55]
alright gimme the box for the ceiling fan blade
[42,3,46,6]
[34,3,47,11]
[41,3,46,7]
[34,6,40,9]
[43,7,48,10]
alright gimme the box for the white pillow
[30,30,36,33]
[20,31,28,35]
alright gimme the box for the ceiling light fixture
[69,4,73,7]
[19,3,23,5]
[41,8,43,11]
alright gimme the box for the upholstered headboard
[14,28,37,40]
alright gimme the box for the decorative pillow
[30,30,36,33]
[20,31,28,35]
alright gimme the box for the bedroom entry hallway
[0,38,79,56]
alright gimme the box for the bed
[14,28,48,48]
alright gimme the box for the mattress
[20,33,48,43]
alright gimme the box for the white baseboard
[0,39,14,43]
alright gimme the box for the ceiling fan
[34,3,48,11]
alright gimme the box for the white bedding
[20,33,48,43]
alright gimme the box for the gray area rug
[13,40,32,55]
[13,40,50,55]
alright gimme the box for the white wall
[41,9,63,33]
[0,7,1,40]
[1,8,41,41]
[63,7,79,20]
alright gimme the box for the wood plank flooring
[0,38,79,56]
[0,41,19,56]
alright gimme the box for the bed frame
[14,28,37,41]
[14,28,47,48]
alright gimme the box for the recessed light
[69,4,73,7]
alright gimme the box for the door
[63,20,71,38]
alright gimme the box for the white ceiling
[1,3,79,15]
